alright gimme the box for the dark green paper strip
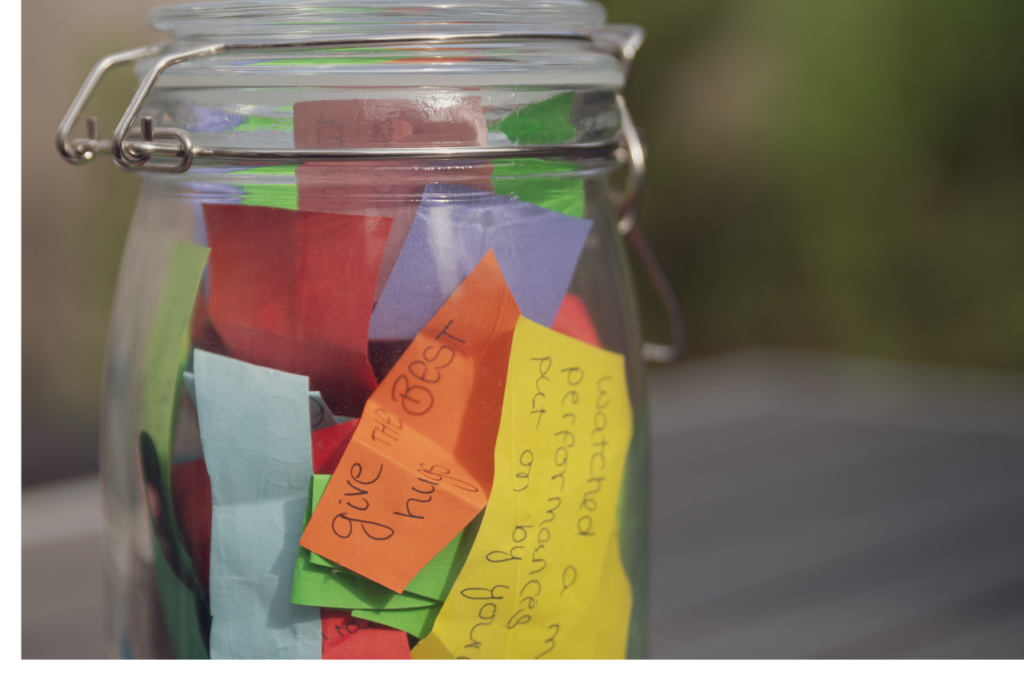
[351,604,443,641]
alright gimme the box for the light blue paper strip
[193,349,320,660]
[368,183,593,341]
[184,370,351,432]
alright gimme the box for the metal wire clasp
[57,32,615,172]
[55,42,165,165]
[614,94,687,363]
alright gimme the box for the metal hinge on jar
[55,27,686,363]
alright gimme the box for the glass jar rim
[149,0,607,40]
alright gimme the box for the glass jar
[58,0,683,660]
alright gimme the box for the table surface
[22,349,1024,659]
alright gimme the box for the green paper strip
[231,163,299,211]
[237,184,299,211]
[401,513,482,601]
[152,527,208,659]
[308,475,483,601]
[291,478,437,611]
[494,92,576,146]
[492,158,585,218]
[309,474,339,570]
[233,115,293,133]
[229,164,299,176]
[141,241,210,513]
[352,604,443,641]
[141,241,211,658]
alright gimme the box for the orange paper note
[300,250,520,592]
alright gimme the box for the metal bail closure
[55,27,686,363]
[55,42,166,165]
[614,94,687,364]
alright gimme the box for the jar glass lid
[150,0,606,40]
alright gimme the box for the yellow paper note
[431,317,634,659]
[410,632,455,660]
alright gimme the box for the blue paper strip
[193,349,320,659]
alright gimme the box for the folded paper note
[321,608,412,660]
[368,184,592,341]
[397,512,482,601]
[193,350,321,659]
[308,469,484,602]
[351,604,443,641]
[292,476,438,611]
[301,251,520,592]
[203,204,390,416]
[410,632,454,660]
[428,317,634,659]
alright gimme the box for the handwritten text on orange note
[300,251,520,592]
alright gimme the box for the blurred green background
[604,0,1024,366]
[23,0,1024,485]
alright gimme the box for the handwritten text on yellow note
[427,317,634,659]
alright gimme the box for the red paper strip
[296,162,494,305]
[293,97,492,305]
[293,98,487,149]
[190,287,229,356]
[170,458,212,589]
[203,204,390,416]
[312,420,360,476]
[552,292,602,348]
[321,608,411,660]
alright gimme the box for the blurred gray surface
[21,350,1024,658]
[22,475,104,659]
[648,350,1024,658]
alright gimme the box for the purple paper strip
[369,183,593,341]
